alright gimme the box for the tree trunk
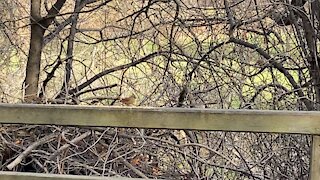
[24,0,44,102]
[300,7,319,110]
[60,0,81,101]
[24,0,66,103]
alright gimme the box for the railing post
[311,135,320,180]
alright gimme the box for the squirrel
[120,94,136,106]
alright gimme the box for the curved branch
[249,83,289,104]
[58,51,169,98]
[230,37,313,110]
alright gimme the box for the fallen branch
[112,149,148,179]
[49,130,91,160]
[7,133,57,170]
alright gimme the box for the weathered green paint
[0,171,141,180]
[0,103,320,134]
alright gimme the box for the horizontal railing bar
[0,171,141,180]
[0,103,319,134]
